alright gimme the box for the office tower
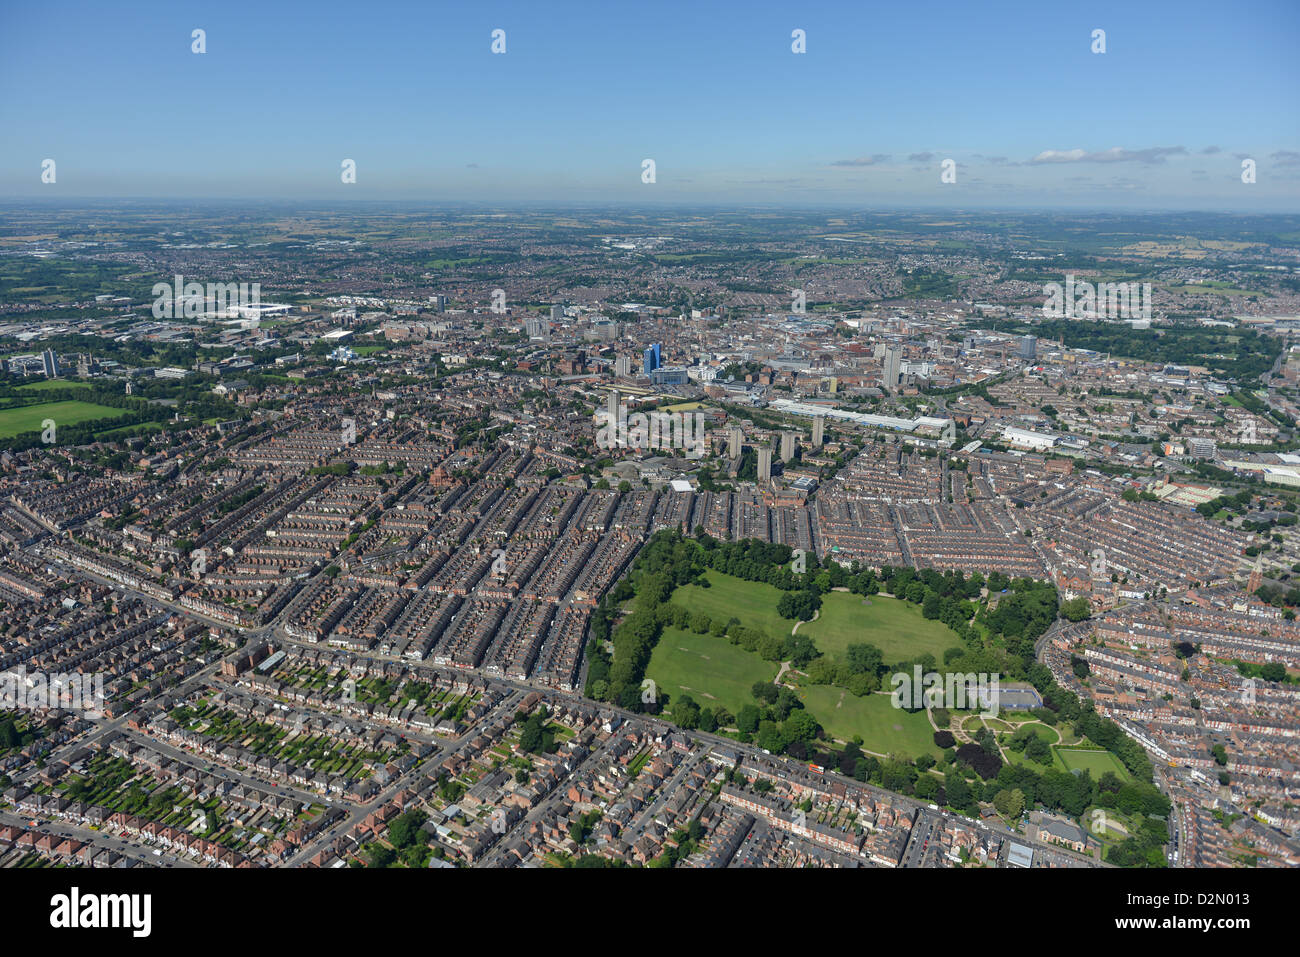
[757,447,773,483]
[1019,335,1037,361]
[639,342,661,374]
[812,416,824,448]
[42,348,59,378]
[780,431,796,462]
[883,347,902,390]
[728,427,742,458]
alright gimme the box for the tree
[388,810,429,849]
[365,844,396,868]
[914,774,940,800]
[517,711,553,754]
[845,643,883,675]
[1060,596,1092,622]
[0,718,19,750]
[784,709,819,744]
[922,593,942,619]
[674,695,701,730]
[736,705,761,735]
[993,788,1025,819]
[1024,735,1052,766]
[944,772,973,811]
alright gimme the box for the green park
[0,399,130,439]
[644,566,963,760]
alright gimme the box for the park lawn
[1019,722,1060,748]
[0,400,129,439]
[670,570,792,641]
[16,379,91,392]
[1053,746,1132,782]
[1084,804,1134,844]
[1002,747,1057,772]
[799,686,943,760]
[647,626,776,721]
[96,421,165,440]
[800,592,961,664]
[1000,724,1064,768]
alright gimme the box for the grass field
[799,687,942,758]
[670,570,792,641]
[1015,722,1062,745]
[15,379,91,392]
[661,571,963,761]
[96,421,165,441]
[646,626,776,722]
[1054,746,1131,781]
[0,400,129,439]
[800,592,961,663]
[963,715,1012,733]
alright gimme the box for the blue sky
[2,0,1297,208]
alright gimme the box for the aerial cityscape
[0,1,1295,929]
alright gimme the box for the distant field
[800,687,942,758]
[1054,746,1131,781]
[646,626,776,722]
[670,570,792,641]
[16,379,90,392]
[800,592,960,664]
[96,421,164,440]
[0,400,129,439]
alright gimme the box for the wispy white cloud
[829,154,890,167]
[1029,146,1187,164]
